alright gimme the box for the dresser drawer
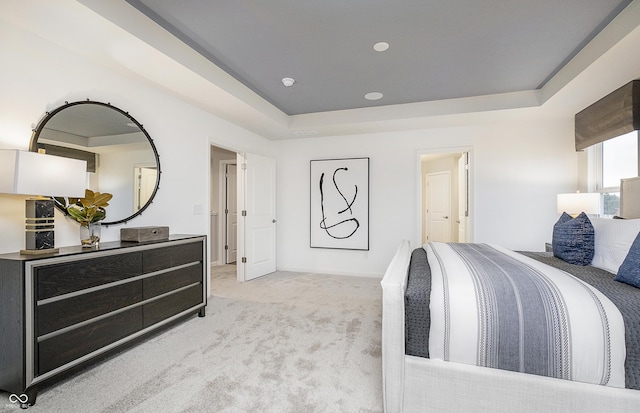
[142,242,203,273]
[36,281,143,336]
[143,284,203,327]
[37,307,143,375]
[143,263,202,300]
[36,253,142,300]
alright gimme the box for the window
[592,131,639,217]
[601,132,638,188]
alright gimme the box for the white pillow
[590,217,640,273]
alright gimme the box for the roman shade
[575,80,640,151]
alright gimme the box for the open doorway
[420,150,472,244]
[210,145,237,266]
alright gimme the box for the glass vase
[80,222,101,248]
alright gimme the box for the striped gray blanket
[426,242,626,387]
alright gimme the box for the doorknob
[443,216,449,219]
[272,219,277,223]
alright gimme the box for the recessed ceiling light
[364,92,383,101]
[373,42,390,52]
[282,77,295,87]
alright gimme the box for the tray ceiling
[125,0,633,115]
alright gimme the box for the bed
[381,180,640,413]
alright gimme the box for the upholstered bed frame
[381,181,640,413]
[381,241,640,413]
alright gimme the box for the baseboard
[275,266,382,279]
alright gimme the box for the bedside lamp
[557,192,601,217]
[0,150,87,254]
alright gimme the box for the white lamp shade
[0,150,87,197]
[557,192,601,215]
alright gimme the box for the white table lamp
[0,150,87,254]
[556,192,601,217]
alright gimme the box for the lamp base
[20,248,59,255]
[24,199,57,254]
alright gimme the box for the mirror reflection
[30,100,161,225]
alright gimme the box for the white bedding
[426,242,626,388]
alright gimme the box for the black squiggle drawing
[319,167,360,239]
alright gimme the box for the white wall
[0,11,272,255]
[275,117,578,277]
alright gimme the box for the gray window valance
[575,79,640,151]
[34,143,97,173]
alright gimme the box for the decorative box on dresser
[0,235,207,408]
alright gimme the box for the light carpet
[0,267,383,413]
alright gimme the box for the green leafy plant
[64,189,113,227]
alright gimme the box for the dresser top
[0,234,205,262]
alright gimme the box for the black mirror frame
[29,99,161,227]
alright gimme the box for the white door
[238,153,277,281]
[457,153,469,243]
[225,163,238,263]
[426,172,452,242]
[134,166,157,211]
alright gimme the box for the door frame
[219,159,237,264]
[416,146,474,247]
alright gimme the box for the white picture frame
[310,157,369,250]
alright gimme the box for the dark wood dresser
[0,235,207,407]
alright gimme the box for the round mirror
[30,100,161,226]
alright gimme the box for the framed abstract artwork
[310,157,369,250]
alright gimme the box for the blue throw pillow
[615,232,640,287]
[552,212,594,266]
